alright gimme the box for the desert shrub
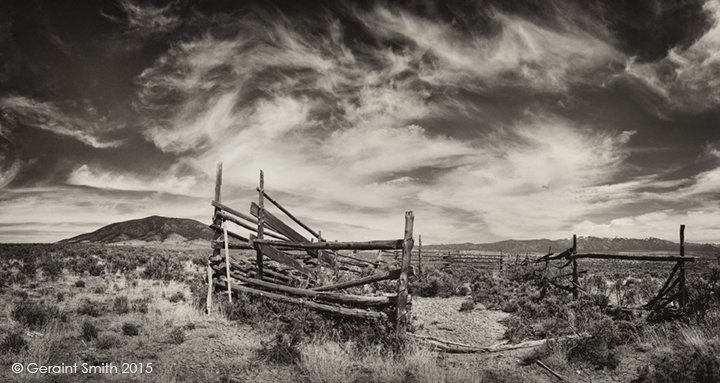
[141,254,183,281]
[169,327,185,344]
[39,257,63,280]
[77,299,102,317]
[122,322,140,336]
[459,300,475,312]
[113,296,130,315]
[684,263,720,322]
[132,298,150,314]
[258,331,301,365]
[191,257,206,268]
[567,318,621,370]
[188,277,208,312]
[97,334,122,350]
[635,339,720,383]
[167,291,185,303]
[11,300,60,329]
[75,280,86,288]
[0,331,28,354]
[81,320,98,341]
[481,368,545,383]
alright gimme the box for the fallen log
[412,333,589,353]
[214,279,386,320]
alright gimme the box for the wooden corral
[205,163,415,332]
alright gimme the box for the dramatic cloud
[2,0,720,244]
[622,0,720,113]
[0,96,124,148]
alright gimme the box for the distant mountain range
[59,216,213,245]
[424,236,720,253]
[58,216,720,254]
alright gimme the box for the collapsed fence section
[205,163,415,332]
[536,227,695,311]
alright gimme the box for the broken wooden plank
[219,211,289,241]
[259,188,321,240]
[209,224,249,242]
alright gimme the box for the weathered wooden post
[679,224,686,310]
[396,211,414,333]
[572,234,579,300]
[417,235,423,278]
[223,220,232,303]
[256,170,265,280]
[207,162,223,314]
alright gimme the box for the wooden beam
[417,235,422,278]
[679,224,686,310]
[259,188,321,240]
[256,170,265,280]
[251,201,308,243]
[310,269,402,291]
[222,221,232,303]
[219,211,290,242]
[566,254,695,262]
[209,224,249,242]
[211,241,253,250]
[207,161,223,315]
[214,279,386,320]
[212,200,258,225]
[252,238,403,250]
[220,273,401,308]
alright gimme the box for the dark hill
[59,216,213,244]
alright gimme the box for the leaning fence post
[679,224,686,310]
[223,220,232,303]
[572,234,579,300]
[207,162,223,314]
[396,211,414,333]
[417,235,423,278]
[256,170,265,280]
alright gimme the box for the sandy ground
[410,296,509,347]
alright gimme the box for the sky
[1,0,720,244]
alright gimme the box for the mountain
[59,216,214,245]
[424,236,720,253]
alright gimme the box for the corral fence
[205,163,414,332]
[537,227,695,311]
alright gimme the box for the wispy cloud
[0,96,124,148]
[66,163,211,197]
[358,4,623,92]
[102,0,182,36]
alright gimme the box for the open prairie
[1,243,719,383]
